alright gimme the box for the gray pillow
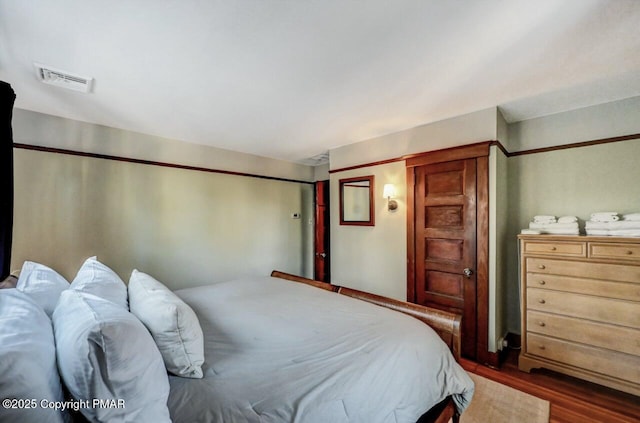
[0,289,66,423]
[16,261,69,317]
[53,290,171,422]
[69,256,128,309]
[128,270,205,378]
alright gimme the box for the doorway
[314,180,330,282]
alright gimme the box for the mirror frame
[339,175,375,226]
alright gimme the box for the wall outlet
[291,213,301,219]
[497,336,508,351]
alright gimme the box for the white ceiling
[1,0,640,164]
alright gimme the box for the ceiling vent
[34,63,94,93]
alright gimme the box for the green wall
[12,148,314,288]
[10,109,317,288]
[504,138,640,333]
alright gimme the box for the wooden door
[314,180,330,281]
[406,142,489,363]
[415,159,477,358]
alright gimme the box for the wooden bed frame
[271,270,462,423]
[1,267,461,422]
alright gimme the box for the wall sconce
[382,184,398,211]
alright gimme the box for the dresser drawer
[589,242,640,262]
[527,288,640,329]
[526,257,640,284]
[526,333,640,385]
[526,310,640,356]
[523,240,585,257]
[526,273,640,301]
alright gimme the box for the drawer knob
[626,250,633,255]
[538,299,546,304]
[538,321,546,327]
[538,264,546,269]
[538,280,546,285]
[550,246,557,251]
[539,345,546,350]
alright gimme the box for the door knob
[316,252,326,258]
[463,268,473,278]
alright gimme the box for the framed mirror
[339,175,375,226]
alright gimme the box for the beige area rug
[460,373,550,423]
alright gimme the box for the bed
[0,265,473,423]
[167,271,473,423]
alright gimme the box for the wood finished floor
[461,349,640,423]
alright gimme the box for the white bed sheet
[168,276,474,423]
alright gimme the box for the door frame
[406,141,490,365]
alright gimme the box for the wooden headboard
[271,270,462,362]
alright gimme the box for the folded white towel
[590,215,620,222]
[590,212,620,222]
[586,229,609,236]
[539,229,580,235]
[591,216,620,222]
[533,215,556,223]
[591,212,618,218]
[608,229,640,237]
[585,221,640,230]
[529,222,579,230]
[558,216,578,224]
[521,229,541,235]
[586,229,640,237]
[623,213,640,221]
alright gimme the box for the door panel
[424,270,464,297]
[415,158,477,358]
[425,205,464,227]
[425,239,463,261]
[426,171,464,195]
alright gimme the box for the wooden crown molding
[506,133,640,157]
[14,131,640,181]
[12,143,314,185]
[328,133,640,174]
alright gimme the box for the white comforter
[168,276,474,423]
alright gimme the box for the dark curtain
[0,81,15,279]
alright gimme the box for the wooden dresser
[518,235,640,396]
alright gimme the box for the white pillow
[16,261,69,317]
[70,256,128,308]
[128,270,205,378]
[0,289,66,423]
[53,290,171,423]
